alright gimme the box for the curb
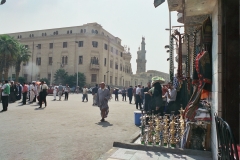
[113,142,212,158]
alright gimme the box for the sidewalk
[98,142,212,160]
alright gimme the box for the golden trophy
[147,120,154,145]
[169,116,177,147]
[179,107,185,137]
[140,110,147,145]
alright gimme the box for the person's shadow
[96,121,113,127]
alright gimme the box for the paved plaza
[0,94,139,160]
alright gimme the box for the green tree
[64,75,76,87]
[18,76,25,84]
[15,44,31,82]
[0,35,19,80]
[74,72,86,87]
[39,78,50,85]
[54,69,68,84]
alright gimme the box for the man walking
[133,86,137,104]
[136,84,142,110]
[96,82,110,122]
[58,84,63,101]
[1,80,10,112]
[122,88,127,101]
[53,84,57,101]
[92,84,98,106]
[64,84,70,100]
[39,81,48,108]
[22,82,28,105]
[127,86,133,104]
[82,86,88,102]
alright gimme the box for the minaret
[136,37,147,74]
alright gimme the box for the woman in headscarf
[148,76,165,115]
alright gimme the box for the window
[120,52,123,57]
[115,63,118,70]
[63,42,67,48]
[104,75,106,82]
[84,29,86,33]
[49,43,53,49]
[67,30,69,34]
[56,31,58,35]
[115,77,117,85]
[45,33,47,36]
[36,57,41,65]
[120,64,122,71]
[42,33,44,36]
[70,30,72,34]
[25,45,28,49]
[32,34,34,37]
[91,57,99,64]
[48,57,52,65]
[78,41,84,47]
[104,58,106,66]
[80,29,83,33]
[111,47,113,52]
[79,56,83,64]
[65,56,68,65]
[95,30,98,34]
[91,74,97,82]
[104,44,108,50]
[37,44,41,49]
[110,76,113,84]
[92,29,94,33]
[92,41,98,48]
[110,60,113,68]
[116,50,118,54]
[62,57,64,64]
[24,74,28,81]
[48,74,51,81]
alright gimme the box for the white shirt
[53,86,57,93]
[136,87,141,95]
[82,88,88,94]
[164,88,177,102]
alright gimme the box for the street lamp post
[106,71,109,85]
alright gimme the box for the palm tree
[15,44,31,82]
[0,35,19,80]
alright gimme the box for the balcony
[167,0,183,12]
[90,64,100,70]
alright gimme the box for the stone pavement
[0,94,139,160]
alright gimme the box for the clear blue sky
[0,0,182,74]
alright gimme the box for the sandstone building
[6,23,132,87]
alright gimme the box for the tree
[0,35,19,80]
[39,78,50,86]
[18,76,25,85]
[53,69,68,84]
[15,44,31,82]
[64,75,76,87]
[74,72,86,87]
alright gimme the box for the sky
[0,0,182,74]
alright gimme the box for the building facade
[6,23,133,87]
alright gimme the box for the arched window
[32,34,34,37]
[56,31,58,35]
[95,30,98,34]
[17,36,19,39]
[65,56,68,65]
[20,35,22,38]
[45,33,47,36]
[70,30,72,34]
[84,29,86,33]
[92,29,94,33]
[80,29,83,33]
[29,34,31,37]
[67,30,69,34]
[62,57,64,64]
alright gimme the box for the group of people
[0,80,49,112]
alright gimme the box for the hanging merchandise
[202,17,212,45]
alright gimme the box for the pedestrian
[109,87,114,100]
[82,86,88,102]
[127,86,133,104]
[16,83,22,101]
[0,82,2,103]
[114,88,119,101]
[27,82,31,101]
[135,84,142,110]
[22,82,28,105]
[122,87,127,101]
[58,83,63,101]
[96,82,110,122]
[143,82,152,112]
[53,84,57,101]
[9,81,17,103]
[39,81,48,108]
[133,86,137,104]
[33,82,37,102]
[92,84,98,106]
[141,86,144,105]
[148,77,163,115]
[64,84,70,100]
[29,82,36,103]
[162,82,177,115]
[1,80,10,112]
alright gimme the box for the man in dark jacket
[92,84,98,106]
[127,86,133,104]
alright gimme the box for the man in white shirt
[53,84,57,101]
[82,86,88,102]
[135,84,142,110]
[162,82,177,114]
